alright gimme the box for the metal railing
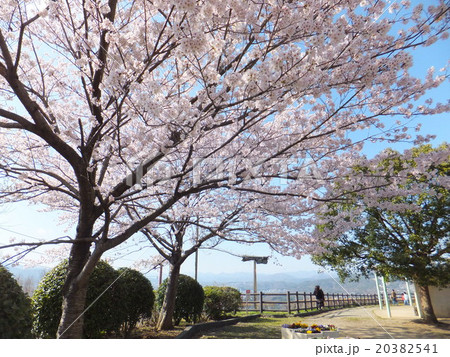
[240,291,379,314]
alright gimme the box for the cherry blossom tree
[0,0,449,338]
[137,194,245,330]
[137,190,305,330]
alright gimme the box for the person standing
[313,285,325,310]
[403,292,409,305]
[391,289,397,305]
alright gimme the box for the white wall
[414,284,450,318]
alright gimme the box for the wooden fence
[240,291,379,313]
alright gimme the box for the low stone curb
[175,314,261,339]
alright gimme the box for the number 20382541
[375,344,437,354]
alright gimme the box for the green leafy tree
[0,264,32,338]
[116,268,155,337]
[313,144,450,324]
[156,274,204,326]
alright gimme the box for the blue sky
[0,8,449,282]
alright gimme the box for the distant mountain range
[194,270,411,294]
[8,265,412,296]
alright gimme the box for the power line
[0,225,46,241]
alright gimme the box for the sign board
[242,256,269,264]
[245,290,250,314]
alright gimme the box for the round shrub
[156,274,204,325]
[0,265,33,338]
[83,261,123,337]
[32,260,122,338]
[116,267,155,337]
[203,286,242,320]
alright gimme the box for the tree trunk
[56,214,94,338]
[417,284,438,324]
[157,264,181,330]
[56,278,89,338]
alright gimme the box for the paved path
[297,306,450,339]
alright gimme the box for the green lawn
[198,307,356,338]
[199,317,280,339]
[199,315,306,339]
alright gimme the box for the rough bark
[157,264,181,330]
[417,284,438,324]
[56,209,95,338]
[56,277,89,338]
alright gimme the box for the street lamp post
[242,256,269,310]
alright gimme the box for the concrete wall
[414,284,450,318]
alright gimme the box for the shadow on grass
[199,318,282,339]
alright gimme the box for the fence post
[287,291,291,314]
[259,291,264,314]
[304,292,307,311]
[296,291,300,313]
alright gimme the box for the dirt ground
[296,305,450,339]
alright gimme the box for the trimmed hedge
[203,286,242,320]
[116,267,155,337]
[0,265,33,338]
[32,261,155,338]
[156,274,204,325]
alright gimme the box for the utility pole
[253,260,257,294]
[194,217,199,281]
[158,264,163,286]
